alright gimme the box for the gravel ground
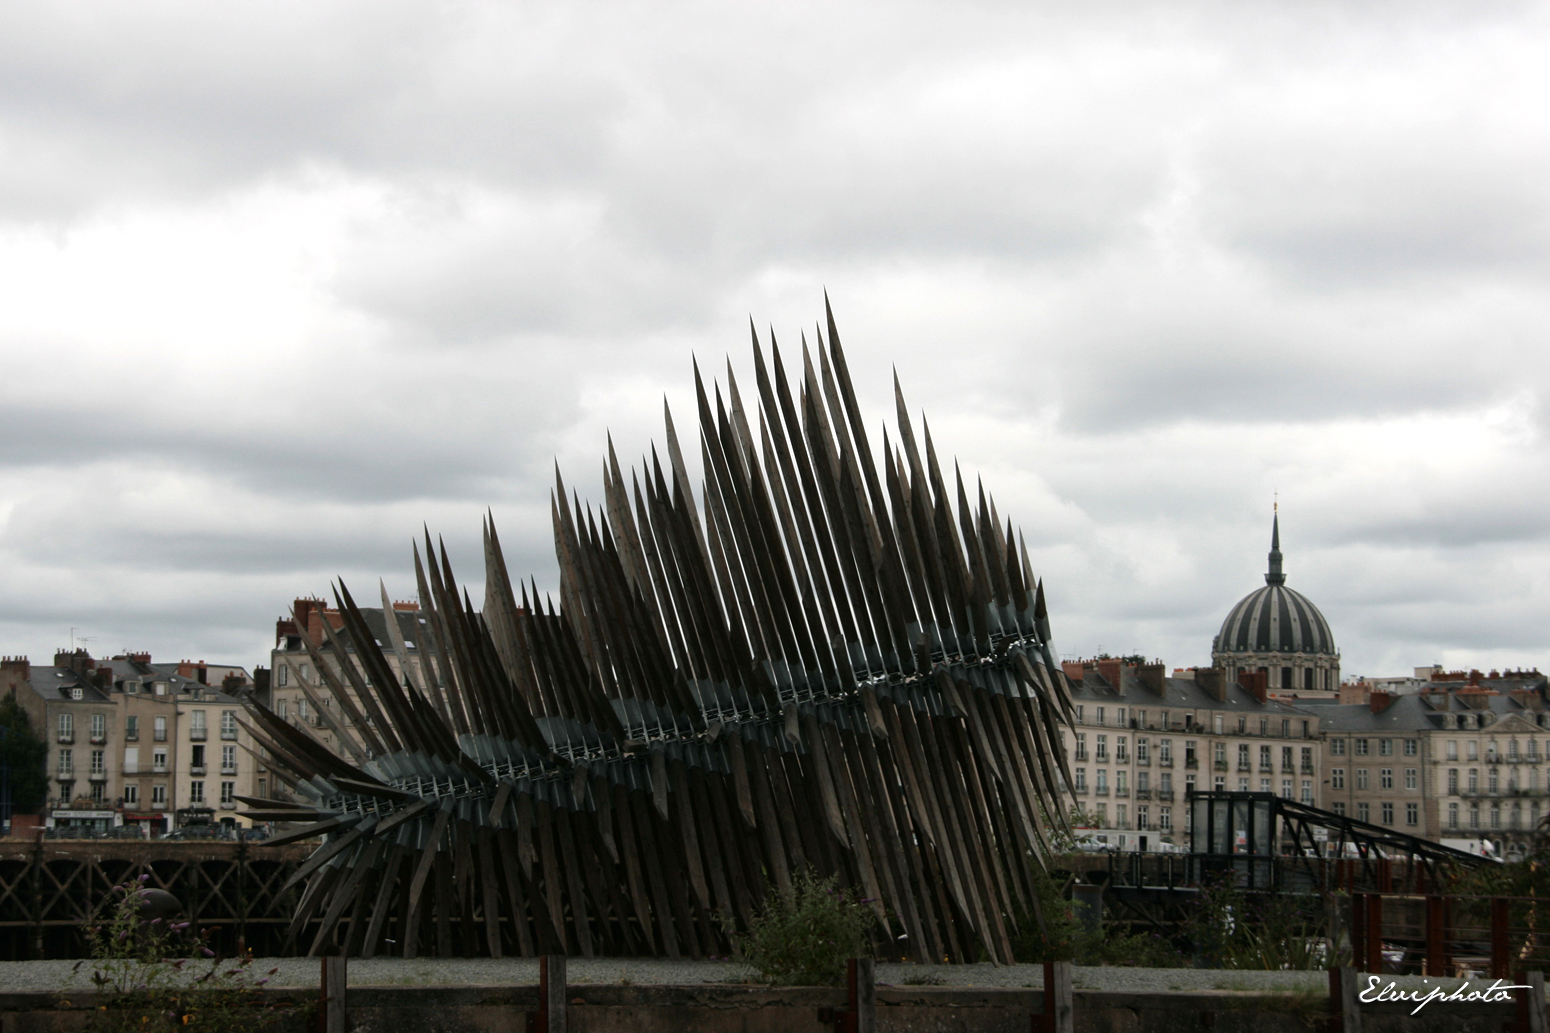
[0,958,1497,995]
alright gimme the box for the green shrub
[736,869,878,985]
[64,876,301,1032]
[1010,864,1183,968]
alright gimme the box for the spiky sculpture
[239,302,1076,963]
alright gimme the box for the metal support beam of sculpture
[240,301,1077,963]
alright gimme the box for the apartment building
[1059,658,1322,849]
[1309,670,1549,861]
[263,597,428,766]
[1,651,260,834]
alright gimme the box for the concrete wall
[0,984,1521,1033]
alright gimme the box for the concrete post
[1518,971,1546,1033]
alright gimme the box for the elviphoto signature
[1360,975,1528,1015]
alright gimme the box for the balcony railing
[189,765,207,776]
[188,730,207,742]
[56,767,75,778]
[1301,764,1316,775]
[1214,761,1229,772]
[1074,750,1088,762]
[1156,790,1174,802]
[1115,788,1129,798]
[57,733,74,744]
[123,764,138,775]
[220,765,237,776]
[221,730,238,741]
[1134,789,1151,800]
[1157,757,1173,767]
[1094,787,1109,796]
[1185,758,1199,769]
[89,770,108,781]
[90,734,106,745]
[152,763,167,774]
[1237,763,1252,772]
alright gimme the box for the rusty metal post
[1365,894,1384,974]
[319,955,346,1033]
[1425,895,1446,977]
[1328,968,1362,1033]
[528,954,566,1033]
[1351,893,1367,972]
[1491,898,1510,980]
[1034,960,1072,1033]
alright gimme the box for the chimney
[1237,669,1268,704]
[1137,663,1166,697]
[1197,667,1229,703]
[1095,658,1123,691]
[1,656,31,697]
[1370,691,1397,714]
[1061,661,1085,684]
[94,667,113,690]
[127,651,150,665]
[392,600,420,611]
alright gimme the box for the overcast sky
[1,2,1547,681]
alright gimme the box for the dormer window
[71,688,83,700]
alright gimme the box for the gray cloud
[0,0,1546,678]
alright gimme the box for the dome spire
[1265,506,1285,586]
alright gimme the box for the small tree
[0,694,48,815]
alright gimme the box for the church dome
[1214,515,1337,658]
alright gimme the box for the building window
[1301,746,1313,773]
[1380,768,1393,790]
[1159,739,1172,764]
[1467,741,1478,760]
[1331,768,1345,790]
[1116,771,1128,795]
[90,782,105,803]
[1159,807,1172,830]
[1116,737,1128,763]
[1096,770,1108,794]
[1357,802,1370,822]
[57,748,73,773]
[124,746,138,774]
[1301,780,1312,804]
[278,665,289,687]
[1137,738,1149,763]
[1096,735,1108,761]
[1381,802,1394,824]
[1259,745,1272,770]
[1116,804,1127,828]
[1075,733,1087,760]
[154,716,167,742]
[152,784,167,805]
[125,716,138,741]
[1160,773,1172,793]
[1468,804,1479,828]
[1075,769,1087,792]
[190,710,207,739]
[1214,742,1227,766]
[1379,739,1393,756]
[1333,801,1346,817]
[257,778,267,798]
[1331,738,1345,756]
[1356,769,1369,790]
[1403,739,1418,757]
[1468,768,1478,792]
[123,785,138,805]
[1281,778,1292,799]
[1446,740,1458,761]
[1490,804,1500,829]
[298,698,310,721]
[1259,778,1271,793]
[91,750,105,775]
[220,781,235,807]
[1355,739,1369,756]
[1406,803,1419,826]
[1137,772,1149,793]
[1096,707,1105,726]
[1137,806,1149,830]
[1447,769,1458,794]
[91,713,106,741]
[190,781,205,804]
[58,713,74,741]
[1488,769,1499,793]
[1404,768,1417,790]
[1238,744,1250,769]
[1448,802,1459,827]
[1213,715,1224,734]
[221,711,238,740]
[221,745,236,774]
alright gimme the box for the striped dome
[1216,583,1335,656]
[1215,513,1337,657]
